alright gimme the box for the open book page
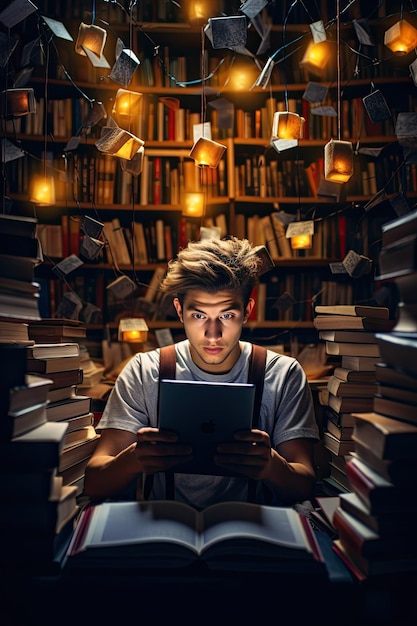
[200,502,313,556]
[83,501,199,551]
[67,500,324,573]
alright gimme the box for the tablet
[158,379,256,475]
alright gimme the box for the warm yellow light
[96,127,145,160]
[189,136,226,168]
[300,41,330,74]
[120,146,145,175]
[182,0,221,24]
[75,22,107,58]
[112,89,143,117]
[118,318,149,343]
[1,88,36,117]
[228,63,258,91]
[384,19,417,55]
[324,139,354,183]
[291,234,312,250]
[29,175,56,205]
[183,192,205,217]
[122,329,148,343]
[272,112,305,140]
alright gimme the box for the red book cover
[338,215,347,259]
[153,157,162,204]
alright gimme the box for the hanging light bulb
[75,22,107,58]
[384,18,417,55]
[286,220,314,250]
[290,234,312,250]
[189,136,226,168]
[182,0,223,25]
[96,127,144,160]
[183,192,205,217]
[228,59,258,91]
[324,139,354,183]
[299,41,330,75]
[118,318,149,343]
[272,111,305,140]
[0,88,36,117]
[112,89,143,118]
[29,175,56,205]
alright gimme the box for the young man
[84,237,319,508]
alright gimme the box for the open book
[65,501,325,573]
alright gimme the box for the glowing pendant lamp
[324,139,353,183]
[29,175,56,206]
[189,136,226,168]
[75,22,107,58]
[300,41,330,75]
[118,318,149,343]
[272,111,305,140]
[384,19,417,55]
[112,89,143,118]
[183,192,205,217]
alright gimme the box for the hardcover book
[352,411,417,460]
[314,305,389,318]
[65,500,325,573]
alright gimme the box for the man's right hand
[135,426,193,474]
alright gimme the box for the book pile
[77,344,105,391]
[0,213,44,321]
[0,344,77,573]
[313,304,393,496]
[28,317,87,344]
[25,341,100,495]
[331,210,417,579]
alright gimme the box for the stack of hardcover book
[0,344,77,573]
[330,210,417,579]
[0,213,44,321]
[25,341,100,495]
[313,304,394,495]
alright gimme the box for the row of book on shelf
[38,207,366,266]
[312,209,417,579]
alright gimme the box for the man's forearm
[84,444,140,500]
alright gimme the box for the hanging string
[336,0,341,141]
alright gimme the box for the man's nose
[204,319,222,338]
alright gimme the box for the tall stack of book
[25,342,100,496]
[0,343,77,573]
[331,210,417,579]
[313,304,395,495]
[0,213,44,321]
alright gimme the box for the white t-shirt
[98,340,319,509]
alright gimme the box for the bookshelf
[2,1,413,349]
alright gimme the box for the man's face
[173,288,254,374]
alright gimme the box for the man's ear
[173,297,183,322]
[244,298,255,322]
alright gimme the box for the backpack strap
[247,344,267,503]
[143,345,177,500]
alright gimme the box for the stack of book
[0,213,44,321]
[0,344,77,573]
[25,342,100,495]
[313,304,394,495]
[330,210,417,579]
[77,344,105,391]
[28,317,87,344]
[331,413,417,579]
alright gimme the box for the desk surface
[1,531,416,626]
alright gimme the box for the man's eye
[192,313,206,320]
[220,313,234,321]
